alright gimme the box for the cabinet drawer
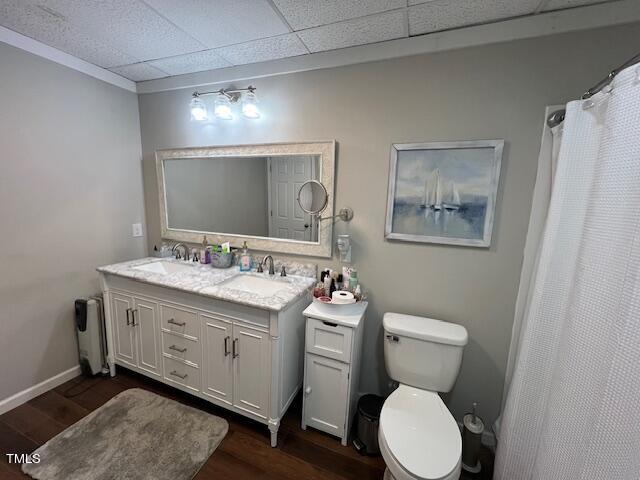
[306,317,353,362]
[162,331,201,367]
[163,356,200,393]
[161,305,199,340]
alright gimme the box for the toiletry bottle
[323,271,332,294]
[200,236,209,264]
[354,284,362,301]
[349,269,358,291]
[239,241,252,272]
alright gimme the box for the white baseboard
[0,365,82,415]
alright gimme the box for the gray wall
[138,23,640,426]
[0,43,146,401]
[164,156,269,236]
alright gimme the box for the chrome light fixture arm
[192,86,256,103]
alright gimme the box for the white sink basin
[132,261,194,275]
[220,275,288,296]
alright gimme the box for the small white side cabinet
[301,301,367,445]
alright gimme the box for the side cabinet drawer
[160,304,199,340]
[306,317,353,362]
[163,356,200,393]
[162,332,201,367]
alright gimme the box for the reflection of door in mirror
[268,156,317,242]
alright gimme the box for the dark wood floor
[0,368,493,479]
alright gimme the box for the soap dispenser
[239,241,252,272]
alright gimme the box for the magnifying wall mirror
[296,180,354,222]
[297,180,329,215]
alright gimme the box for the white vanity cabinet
[301,302,367,446]
[100,273,309,447]
[110,292,162,377]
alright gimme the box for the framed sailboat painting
[384,140,503,247]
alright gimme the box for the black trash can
[353,394,384,455]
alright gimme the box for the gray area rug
[22,388,228,480]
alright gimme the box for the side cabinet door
[304,353,349,437]
[133,297,161,377]
[111,292,136,368]
[202,314,233,405]
[232,323,271,419]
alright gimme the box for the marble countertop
[97,257,316,312]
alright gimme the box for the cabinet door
[133,297,161,377]
[233,323,271,419]
[202,314,233,405]
[303,354,349,437]
[111,292,136,368]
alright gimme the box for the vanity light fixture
[214,93,233,120]
[189,86,260,122]
[189,95,208,122]
[241,90,260,119]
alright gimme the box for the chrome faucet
[259,255,275,275]
[172,243,189,261]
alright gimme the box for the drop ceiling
[0,0,621,82]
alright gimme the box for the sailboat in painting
[442,181,462,211]
[420,169,443,211]
[420,168,464,212]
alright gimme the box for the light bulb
[242,91,260,119]
[214,94,233,120]
[189,96,208,121]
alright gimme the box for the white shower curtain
[494,64,640,479]
[499,106,563,427]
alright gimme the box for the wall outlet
[132,223,143,237]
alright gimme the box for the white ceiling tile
[142,0,290,49]
[0,0,137,67]
[409,0,540,36]
[542,0,617,11]
[109,62,167,81]
[147,49,232,76]
[272,0,406,30]
[298,10,407,53]
[30,0,206,61]
[216,34,308,66]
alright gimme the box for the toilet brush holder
[461,403,484,474]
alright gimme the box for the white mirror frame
[156,141,336,258]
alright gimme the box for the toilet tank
[383,313,468,393]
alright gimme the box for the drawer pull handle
[232,338,239,358]
[169,345,187,353]
[126,308,132,326]
[224,336,230,356]
[170,370,188,380]
[167,318,186,327]
[131,309,138,327]
[305,386,312,395]
[322,321,338,327]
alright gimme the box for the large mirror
[156,141,335,257]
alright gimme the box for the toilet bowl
[379,385,461,480]
[379,313,468,480]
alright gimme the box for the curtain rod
[547,52,640,128]
[582,52,640,99]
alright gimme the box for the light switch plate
[132,223,143,237]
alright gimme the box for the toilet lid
[380,385,461,480]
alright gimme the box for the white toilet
[379,313,468,480]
